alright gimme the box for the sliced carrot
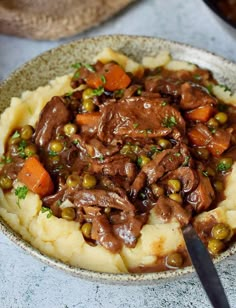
[86,63,131,91]
[188,125,211,147]
[103,63,131,91]
[18,157,54,197]
[76,112,101,126]
[207,130,231,156]
[86,73,103,89]
[185,105,215,122]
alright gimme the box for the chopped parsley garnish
[100,75,106,84]
[114,89,124,98]
[84,63,96,72]
[56,200,62,207]
[137,156,143,167]
[206,84,213,95]
[73,71,80,79]
[73,139,80,145]
[182,156,190,166]
[99,155,104,162]
[12,131,20,139]
[41,206,53,218]
[174,152,181,157]
[0,155,12,165]
[15,185,28,207]
[162,116,177,128]
[92,86,104,96]
[48,150,58,157]
[150,145,160,154]
[193,74,202,81]
[161,101,168,106]
[71,62,82,69]
[202,170,209,177]
[65,91,73,97]
[217,161,232,172]
[133,123,139,129]
[136,88,142,95]
[219,84,232,93]
[217,103,228,112]
[18,140,27,158]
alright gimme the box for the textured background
[0,0,236,307]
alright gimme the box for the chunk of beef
[90,155,137,182]
[145,77,181,96]
[35,96,70,147]
[91,214,122,253]
[74,135,119,159]
[97,97,185,144]
[73,189,135,212]
[153,195,191,226]
[113,214,146,248]
[162,167,199,193]
[186,171,215,213]
[131,146,185,197]
[180,82,216,110]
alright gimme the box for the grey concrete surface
[0,0,236,307]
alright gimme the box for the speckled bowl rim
[0,35,236,284]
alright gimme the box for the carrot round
[18,156,54,197]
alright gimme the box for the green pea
[63,123,77,136]
[66,174,81,187]
[138,155,151,168]
[166,252,184,268]
[208,238,224,255]
[49,140,64,153]
[81,222,92,238]
[20,125,34,140]
[169,193,183,204]
[158,138,172,149]
[61,207,75,221]
[82,174,97,189]
[207,118,219,128]
[217,157,233,172]
[196,148,209,160]
[0,175,13,190]
[215,112,228,124]
[151,184,165,197]
[83,99,95,112]
[82,88,94,100]
[211,223,231,240]
[168,179,181,193]
[24,144,37,157]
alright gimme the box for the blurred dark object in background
[203,0,236,35]
[0,0,136,40]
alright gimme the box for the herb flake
[84,63,96,72]
[162,116,177,128]
[71,63,82,69]
[92,86,104,96]
[41,206,53,218]
[15,185,28,207]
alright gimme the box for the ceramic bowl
[1,35,236,284]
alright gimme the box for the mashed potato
[1,49,236,273]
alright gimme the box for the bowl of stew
[1,35,236,284]
[203,0,236,35]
